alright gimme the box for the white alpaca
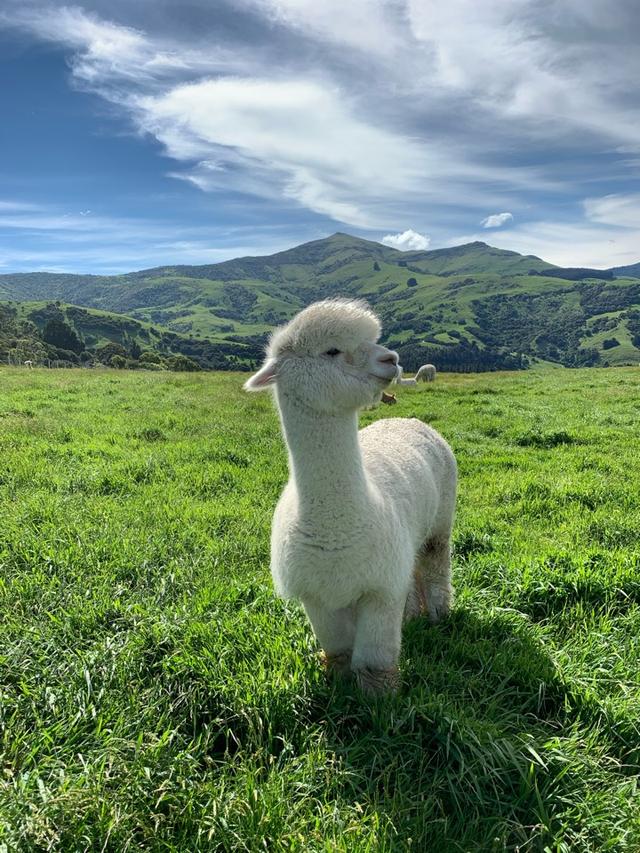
[24,360,34,369]
[416,363,437,382]
[395,367,417,386]
[245,299,457,693]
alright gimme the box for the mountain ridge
[1,234,640,370]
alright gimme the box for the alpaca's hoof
[354,666,400,695]
[426,584,452,625]
[320,650,351,678]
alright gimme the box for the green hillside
[2,233,640,370]
[0,301,263,370]
[611,261,640,279]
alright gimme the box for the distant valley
[1,233,639,371]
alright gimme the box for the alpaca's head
[244,299,399,414]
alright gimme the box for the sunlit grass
[1,366,639,850]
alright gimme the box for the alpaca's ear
[244,358,277,391]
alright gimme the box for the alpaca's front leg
[302,599,356,677]
[351,593,404,694]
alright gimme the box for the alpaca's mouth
[370,363,400,383]
[370,371,397,385]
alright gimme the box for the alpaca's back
[359,417,456,546]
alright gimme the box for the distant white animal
[245,299,457,694]
[416,364,437,382]
[395,367,417,386]
[24,360,33,369]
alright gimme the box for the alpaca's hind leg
[417,536,453,624]
[404,565,428,622]
[351,593,404,694]
[302,599,356,677]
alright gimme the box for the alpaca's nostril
[379,353,399,365]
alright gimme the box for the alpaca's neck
[276,392,370,517]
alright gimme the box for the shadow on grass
[303,609,624,851]
[130,603,636,849]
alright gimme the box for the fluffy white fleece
[245,299,457,693]
[416,363,437,382]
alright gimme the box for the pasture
[0,366,639,851]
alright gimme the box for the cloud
[583,193,640,229]
[1,4,240,97]
[406,0,640,148]
[2,0,640,268]
[0,199,43,212]
[0,199,295,273]
[381,229,431,251]
[460,206,640,269]
[136,77,435,227]
[243,0,402,56]
[1,2,579,233]
[481,212,513,229]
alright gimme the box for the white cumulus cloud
[381,229,431,251]
[481,212,514,228]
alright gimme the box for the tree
[407,277,418,287]
[110,354,126,369]
[166,354,201,372]
[42,319,84,353]
[130,339,142,359]
[373,261,381,271]
[95,342,128,363]
[139,351,164,365]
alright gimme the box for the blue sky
[1,0,639,273]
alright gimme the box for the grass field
[1,366,639,851]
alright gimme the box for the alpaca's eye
[325,348,341,357]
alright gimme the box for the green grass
[1,366,639,851]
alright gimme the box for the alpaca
[24,360,34,369]
[416,363,436,382]
[395,367,417,387]
[245,299,457,693]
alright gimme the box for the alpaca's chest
[270,489,414,607]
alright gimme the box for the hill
[1,233,640,370]
[610,261,640,279]
[0,301,262,370]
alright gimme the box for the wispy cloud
[458,198,640,268]
[243,0,403,56]
[583,193,640,229]
[0,199,44,212]
[1,1,639,268]
[0,199,296,273]
[382,229,430,251]
[481,212,513,229]
[136,77,439,227]
[1,4,232,87]
[0,3,583,229]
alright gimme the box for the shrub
[95,342,128,363]
[139,351,165,365]
[166,354,201,372]
[43,319,84,353]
